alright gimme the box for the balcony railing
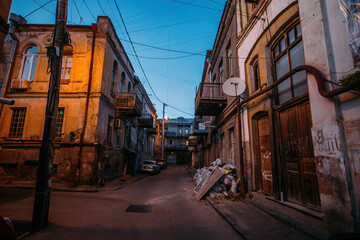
[165,144,188,150]
[116,92,142,117]
[195,82,227,116]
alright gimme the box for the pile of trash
[193,159,243,201]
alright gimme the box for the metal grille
[56,108,65,137]
[0,164,18,176]
[9,108,26,138]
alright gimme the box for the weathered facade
[161,117,192,165]
[0,16,156,184]
[194,0,360,234]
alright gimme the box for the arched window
[120,72,125,91]
[111,61,118,92]
[21,45,38,80]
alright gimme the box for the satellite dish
[222,77,246,97]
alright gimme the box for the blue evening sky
[9,0,227,119]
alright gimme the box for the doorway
[279,101,320,208]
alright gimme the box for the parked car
[156,159,167,170]
[140,160,160,174]
[0,216,16,240]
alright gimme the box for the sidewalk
[0,174,149,239]
[186,167,329,240]
[0,173,149,193]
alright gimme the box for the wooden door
[257,116,273,195]
[279,101,320,207]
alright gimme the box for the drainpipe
[0,14,21,117]
[76,23,98,184]
[236,64,352,194]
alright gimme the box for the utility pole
[161,103,166,160]
[32,0,68,229]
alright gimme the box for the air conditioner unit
[115,119,121,129]
[11,79,29,90]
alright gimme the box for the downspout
[76,23,98,184]
[0,16,19,117]
[236,64,352,194]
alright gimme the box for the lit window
[61,56,72,80]
[21,46,38,80]
[185,128,189,134]
[56,108,65,137]
[9,108,26,138]
[179,127,183,135]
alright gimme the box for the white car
[140,160,160,174]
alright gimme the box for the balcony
[195,82,227,116]
[116,92,142,117]
[165,144,188,151]
[147,127,158,135]
[138,117,153,128]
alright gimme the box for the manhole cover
[125,205,153,213]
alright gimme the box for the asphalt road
[0,166,241,240]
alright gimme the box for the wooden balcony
[195,82,227,116]
[116,92,142,117]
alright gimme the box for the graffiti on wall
[312,124,342,158]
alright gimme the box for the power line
[113,0,162,104]
[170,0,223,12]
[23,0,56,18]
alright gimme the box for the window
[170,139,172,145]
[185,128,189,135]
[107,116,113,144]
[21,46,38,80]
[179,140,182,145]
[339,0,360,60]
[121,72,125,91]
[61,56,72,81]
[227,45,233,77]
[178,127,183,135]
[56,108,65,137]
[111,61,118,92]
[272,22,307,105]
[128,82,131,92]
[9,108,26,138]
[228,128,235,165]
[251,58,261,92]
[219,61,224,84]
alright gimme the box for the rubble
[193,159,244,201]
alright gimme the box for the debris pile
[193,159,243,201]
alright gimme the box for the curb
[206,198,247,239]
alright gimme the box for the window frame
[271,21,306,105]
[56,107,65,138]
[8,107,27,138]
[60,55,73,81]
[251,56,261,92]
[107,115,114,145]
[111,61,118,93]
[20,45,38,81]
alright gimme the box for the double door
[279,101,320,208]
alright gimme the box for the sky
[9,0,227,119]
